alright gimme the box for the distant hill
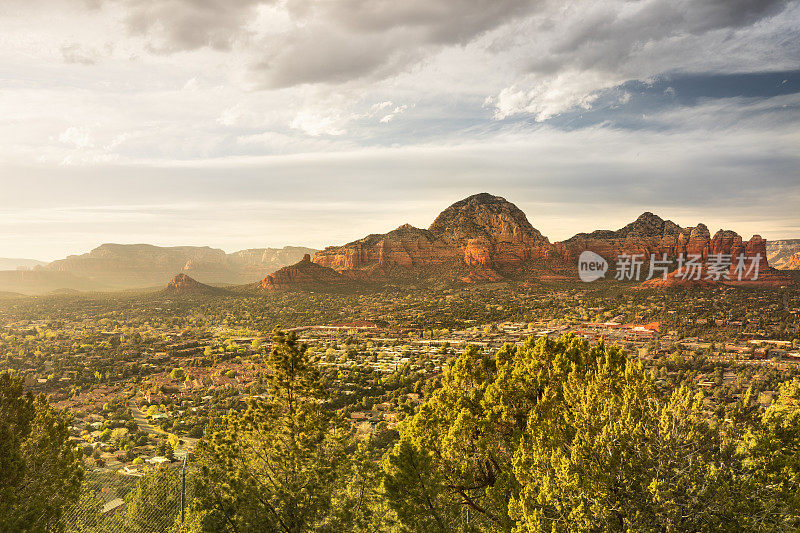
[29,244,317,291]
[0,244,315,295]
[0,290,24,299]
[0,258,47,270]
[0,270,104,295]
[163,273,224,296]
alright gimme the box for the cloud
[96,0,538,87]
[58,126,94,148]
[489,71,606,120]
[113,0,265,53]
[486,0,798,119]
[249,25,416,89]
[290,111,348,136]
[246,0,533,88]
[380,105,408,123]
[4,97,799,259]
[60,42,100,64]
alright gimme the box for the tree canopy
[383,334,800,532]
[0,370,83,532]
[179,328,389,533]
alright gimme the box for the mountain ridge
[42,244,317,288]
[314,193,792,287]
[767,239,800,269]
[0,244,317,294]
[1,193,794,294]
[0,258,47,270]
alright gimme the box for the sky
[1,0,799,261]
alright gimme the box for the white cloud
[290,111,347,136]
[379,105,408,123]
[490,71,608,120]
[58,126,95,148]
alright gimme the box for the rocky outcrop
[555,212,686,262]
[314,193,553,280]
[313,195,790,287]
[767,239,800,269]
[554,213,720,262]
[640,233,791,288]
[430,193,553,268]
[163,274,221,295]
[785,252,800,270]
[257,254,354,291]
[225,246,318,281]
[314,224,448,271]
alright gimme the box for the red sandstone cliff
[257,254,353,290]
[767,240,800,269]
[314,193,553,280]
[311,193,790,287]
[786,252,800,270]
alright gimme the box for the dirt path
[128,399,165,435]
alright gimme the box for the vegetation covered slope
[15,329,800,532]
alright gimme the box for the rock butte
[163,273,220,295]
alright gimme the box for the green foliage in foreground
[176,328,394,533]
[8,332,800,532]
[383,335,800,532]
[0,370,83,532]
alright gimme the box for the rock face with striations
[641,232,791,287]
[314,193,552,278]
[786,252,800,270]
[555,212,690,261]
[766,239,800,269]
[257,254,352,290]
[429,193,553,268]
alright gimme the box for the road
[128,399,165,436]
[127,398,200,452]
